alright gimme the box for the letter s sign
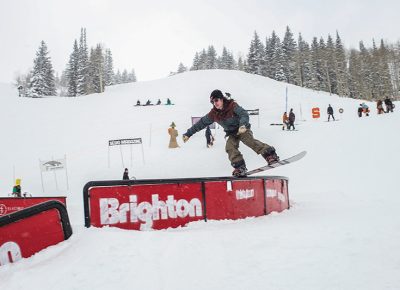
[312,107,320,119]
[0,241,22,265]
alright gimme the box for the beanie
[210,89,224,100]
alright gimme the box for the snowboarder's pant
[225,130,270,167]
[328,114,335,121]
[288,121,295,130]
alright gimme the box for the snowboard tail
[246,151,307,176]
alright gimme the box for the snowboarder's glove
[182,135,190,143]
[238,125,247,135]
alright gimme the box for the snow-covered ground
[1,70,399,290]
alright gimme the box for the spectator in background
[358,104,363,117]
[327,104,335,121]
[282,112,289,130]
[377,100,385,114]
[288,108,295,130]
[12,179,22,197]
[123,168,129,180]
[384,97,394,113]
[156,99,161,105]
[168,122,179,148]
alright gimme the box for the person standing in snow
[327,104,335,121]
[384,97,394,113]
[205,125,214,147]
[288,108,295,130]
[377,100,385,114]
[168,122,179,148]
[12,179,22,197]
[182,89,279,177]
[123,168,129,180]
[282,112,289,130]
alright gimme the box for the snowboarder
[288,108,295,130]
[145,99,152,106]
[282,112,289,130]
[327,104,335,121]
[12,179,22,197]
[136,100,141,106]
[205,125,214,148]
[182,89,279,177]
[168,122,179,148]
[156,99,161,105]
[166,98,172,105]
[123,168,129,180]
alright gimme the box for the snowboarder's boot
[262,146,280,165]
[232,160,248,177]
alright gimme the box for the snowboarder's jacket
[327,106,333,114]
[185,99,249,137]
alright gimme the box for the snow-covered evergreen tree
[335,32,349,96]
[104,49,114,86]
[177,63,187,73]
[114,70,122,84]
[77,28,89,95]
[88,44,105,93]
[282,26,298,84]
[128,69,137,82]
[28,41,57,97]
[66,40,79,96]
[190,53,201,71]
[247,31,265,75]
[206,46,218,69]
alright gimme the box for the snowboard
[245,151,307,176]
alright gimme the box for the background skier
[182,89,279,177]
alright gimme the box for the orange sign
[312,107,320,118]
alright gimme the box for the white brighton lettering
[266,189,286,202]
[0,241,22,265]
[100,194,202,229]
[236,189,255,200]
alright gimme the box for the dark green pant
[225,130,270,166]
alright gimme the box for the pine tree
[191,52,201,70]
[128,69,137,82]
[206,46,218,69]
[77,28,89,95]
[325,35,338,94]
[177,62,187,73]
[282,26,298,84]
[88,44,105,93]
[66,40,79,96]
[335,32,349,96]
[237,55,245,71]
[104,49,114,86]
[359,41,374,99]
[247,31,265,75]
[310,37,324,91]
[114,70,122,84]
[29,40,57,97]
[378,39,393,98]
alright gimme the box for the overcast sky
[1,0,399,83]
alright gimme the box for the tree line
[183,26,400,100]
[16,28,137,97]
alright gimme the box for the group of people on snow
[282,109,296,130]
[136,98,173,106]
[377,97,395,115]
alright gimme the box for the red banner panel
[205,179,265,220]
[89,183,204,230]
[0,197,66,216]
[265,179,289,214]
[0,202,71,266]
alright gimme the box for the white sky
[1,0,399,83]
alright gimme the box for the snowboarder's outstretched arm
[234,104,250,128]
[183,114,213,142]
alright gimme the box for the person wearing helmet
[182,89,279,177]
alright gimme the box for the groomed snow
[1,70,399,290]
